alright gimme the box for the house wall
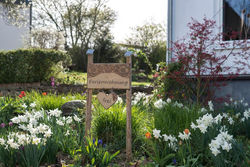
[214,79,250,102]
[0,4,29,50]
[168,0,250,103]
[170,0,249,74]
[172,0,217,41]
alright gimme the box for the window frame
[214,0,250,50]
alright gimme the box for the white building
[167,0,250,102]
[0,0,30,50]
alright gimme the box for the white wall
[172,0,218,41]
[171,0,250,74]
[0,5,29,50]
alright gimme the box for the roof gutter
[167,0,173,65]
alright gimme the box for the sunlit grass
[56,71,152,86]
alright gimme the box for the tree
[33,0,116,71]
[0,0,30,27]
[27,28,65,50]
[156,17,250,105]
[125,22,166,74]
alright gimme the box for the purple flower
[19,145,24,151]
[51,77,55,87]
[98,139,103,145]
[0,123,5,128]
[9,122,13,126]
[93,139,96,144]
[173,159,177,165]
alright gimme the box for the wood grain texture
[88,73,130,89]
[126,56,132,161]
[97,92,118,109]
[88,63,130,78]
[85,89,92,136]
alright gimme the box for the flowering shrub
[154,17,250,105]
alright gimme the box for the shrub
[0,49,71,83]
[153,62,184,101]
[92,102,145,151]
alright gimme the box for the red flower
[19,94,23,98]
[21,91,26,97]
[153,72,159,78]
[42,92,47,96]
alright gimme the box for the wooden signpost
[85,49,133,161]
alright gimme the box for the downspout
[167,0,173,65]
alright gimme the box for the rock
[61,100,86,116]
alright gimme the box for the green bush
[92,102,145,151]
[153,62,185,101]
[0,49,71,83]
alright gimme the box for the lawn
[56,71,151,86]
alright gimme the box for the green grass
[56,71,151,86]
[26,91,86,110]
[132,81,151,87]
[56,71,87,85]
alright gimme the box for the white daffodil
[178,131,191,141]
[153,129,161,139]
[56,120,64,126]
[73,115,81,122]
[243,109,250,119]
[48,108,62,117]
[221,142,232,152]
[228,117,234,125]
[22,103,27,109]
[209,129,233,156]
[154,99,166,109]
[0,138,5,145]
[208,101,214,111]
[191,122,197,129]
[32,137,41,145]
[66,117,73,124]
[214,114,223,124]
[210,147,220,156]
[44,129,52,138]
[65,130,70,136]
[201,108,207,113]
[7,139,20,149]
[30,102,36,108]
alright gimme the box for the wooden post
[85,51,93,136]
[126,55,132,161]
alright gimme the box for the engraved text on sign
[87,64,131,89]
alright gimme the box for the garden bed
[0,91,249,166]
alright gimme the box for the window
[223,0,250,40]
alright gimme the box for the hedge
[0,49,71,84]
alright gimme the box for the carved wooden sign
[87,64,131,89]
[97,92,118,109]
[85,49,133,161]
